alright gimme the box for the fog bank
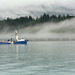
[0,18,75,40]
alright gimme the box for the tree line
[0,13,74,30]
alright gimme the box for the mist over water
[0,18,75,40]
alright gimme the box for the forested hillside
[0,13,74,31]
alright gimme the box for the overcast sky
[0,0,75,19]
[0,0,74,8]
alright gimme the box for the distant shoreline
[28,38,75,41]
[0,38,75,41]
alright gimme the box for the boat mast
[15,30,18,41]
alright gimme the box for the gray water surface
[0,41,75,75]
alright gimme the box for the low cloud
[0,18,75,39]
[0,4,75,20]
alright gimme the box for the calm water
[0,41,75,75]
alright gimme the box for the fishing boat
[0,30,28,45]
[0,38,13,45]
[14,30,28,44]
[0,41,11,44]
